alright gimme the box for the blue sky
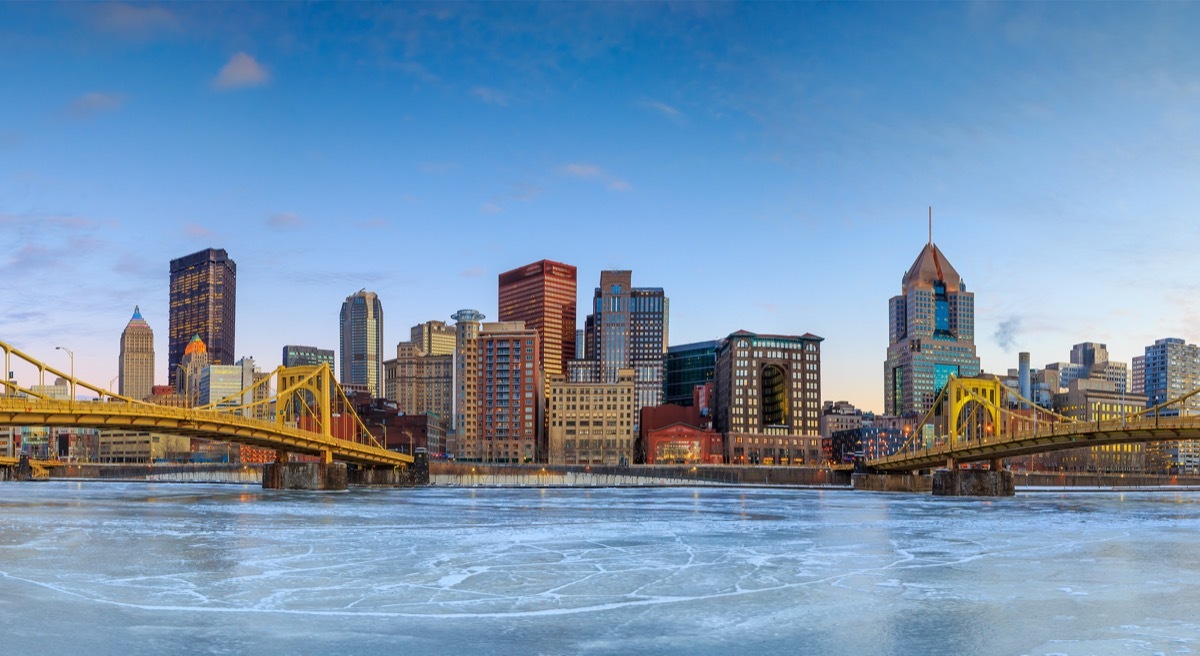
[2,2,1199,412]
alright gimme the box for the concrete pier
[932,469,1015,497]
[262,462,348,491]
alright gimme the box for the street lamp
[109,375,119,397]
[375,422,387,449]
[55,346,74,408]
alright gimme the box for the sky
[2,2,1200,412]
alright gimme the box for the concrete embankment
[430,462,853,487]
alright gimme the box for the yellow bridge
[868,375,1200,472]
[0,340,410,470]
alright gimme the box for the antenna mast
[928,206,932,245]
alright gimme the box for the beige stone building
[411,320,456,356]
[99,431,191,463]
[383,343,453,422]
[119,306,155,401]
[547,368,635,465]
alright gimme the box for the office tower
[547,369,635,465]
[714,330,824,465]
[119,305,154,400]
[452,309,485,447]
[498,259,576,378]
[1045,342,1127,394]
[411,320,456,356]
[339,290,384,397]
[473,322,542,463]
[1132,355,1145,395]
[1141,338,1200,474]
[384,342,453,421]
[168,248,236,370]
[664,340,718,406]
[581,270,669,413]
[282,345,335,368]
[198,357,265,416]
[176,335,209,407]
[884,236,981,416]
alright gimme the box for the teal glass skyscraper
[884,237,981,417]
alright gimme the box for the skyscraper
[580,270,669,412]
[1139,338,1200,473]
[884,236,981,416]
[411,320,456,356]
[451,309,485,450]
[498,259,577,378]
[282,345,335,368]
[474,321,542,462]
[339,290,384,397]
[119,306,154,401]
[168,248,236,370]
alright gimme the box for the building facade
[168,248,236,370]
[383,342,453,422]
[282,345,335,368]
[547,369,635,465]
[119,305,155,401]
[452,309,485,450]
[471,322,542,463]
[884,238,980,417]
[411,320,456,356]
[339,290,384,398]
[1140,338,1200,473]
[176,335,210,407]
[664,340,717,406]
[714,331,824,465]
[497,259,577,378]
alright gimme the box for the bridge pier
[262,460,348,491]
[851,472,933,493]
[932,469,1014,497]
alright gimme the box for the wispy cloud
[638,99,686,122]
[471,86,509,106]
[459,266,485,278]
[481,182,544,214]
[419,161,460,174]
[66,92,125,119]
[560,163,632,192]
[356,218,389,230]
[184,224,215,239]
[213,53,270,90]
[267,213,303,230]
[90,3,182,40]
[480,201,504,214]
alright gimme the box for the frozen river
[2,483,1200,655]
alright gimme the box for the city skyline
[4,3,1200,412]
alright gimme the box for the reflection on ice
[2,483,1200,655]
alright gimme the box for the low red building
[644,422,723,464]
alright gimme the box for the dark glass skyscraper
[169,248,236,371]
[664,340,718,406]
[339,290,384,397]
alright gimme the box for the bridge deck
[0,398,411,468]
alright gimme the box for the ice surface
[2,482,1200,655]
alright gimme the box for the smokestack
[1018,352,1031,408]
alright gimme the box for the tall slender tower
[119,306,154,400]
[884,228,980,416]
[584,271,669,412]
[497,260,577,378]
[452,309,485,444]
[168,248,236,370]
[339,290,384,397]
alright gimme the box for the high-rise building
[119,305,154,401]
[472,321,542,463]
[1132,355,1145,395]
[547,369,635,465]
[176,335,209,407]
[411,320,456,356]
[168,248,236,370]
[1141,338,1200,473]
[664,340,717,406]
[384,342,453,422]
[714,330,824,465]
[884,236,980,416]
[579,271,669,417]
[339,290,384,397]
[451,309,485,454]
[198,356,264,416]
[282,345,335,368]
[498,260,576,378]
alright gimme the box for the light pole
[375,422,387,449]
[109,375,119,397]
[55,346,74,408]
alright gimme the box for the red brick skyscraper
[498,260,577,378]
